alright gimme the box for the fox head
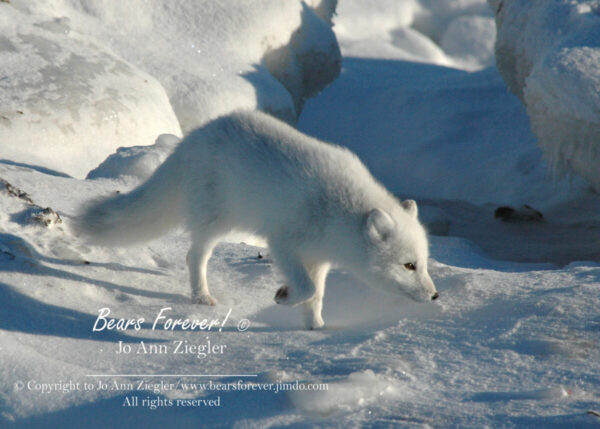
[358,200,438,302]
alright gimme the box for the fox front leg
[272,252,316,307]
[301,262,330,330]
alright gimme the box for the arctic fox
[79,110,438,329]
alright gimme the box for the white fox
[79,110,438,329]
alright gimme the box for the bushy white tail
[77,153,183,246]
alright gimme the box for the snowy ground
[1,1,600,428]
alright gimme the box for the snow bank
[299,61,592,208]
[86,135,180,181]
[300,0,598,209]
[490,0,600,190]
[0,5,181,179]
[0,0,340,178]
[29,0,340,127]
[335,0,496,70]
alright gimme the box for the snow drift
[0,6,181,179]
[298,60,592,209]
[0,0,340,178]
[86,135,180,181]
[335,0,496,70]
[490,0,600,191]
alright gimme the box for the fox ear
[365,208,394,242]
[401,199,418,218]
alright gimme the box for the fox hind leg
[187,235,219,306]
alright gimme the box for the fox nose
[431,292,439,301]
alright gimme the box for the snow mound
[263,2,341,117]
[299,61,591,208]
[440,15,496,70]
[29,0,340,129]
[0,5,181,179]
[490,0,600,190]
[86,135,180,181]
[289,370,402,416]
[335,0,495,70]
[0,0,340,178]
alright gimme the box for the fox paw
[192,294,217,306]
[306,315,325,330]
[274,286,288,304]
[274,285,313,306]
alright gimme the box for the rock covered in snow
[1,177,63,228]
[0,3,182,179]
[489,0,600,190]
[440,15,496,70]
[24,0,340,129]
[263,1,341,116]
[0,177,33,204]
[27,206,63,228]
[334,0,447,65]
[0,0,340,179]
[335,0,496,70]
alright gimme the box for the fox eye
[404,262,416,271]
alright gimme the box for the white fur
[79,110,437,329]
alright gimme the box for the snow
[299,60,594,210]
[1,0,600,428]
[491,0,600,191]
[1,0,339,178]
[86,135,180,181]
[0,5,182,179]
[335,0,496,69]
